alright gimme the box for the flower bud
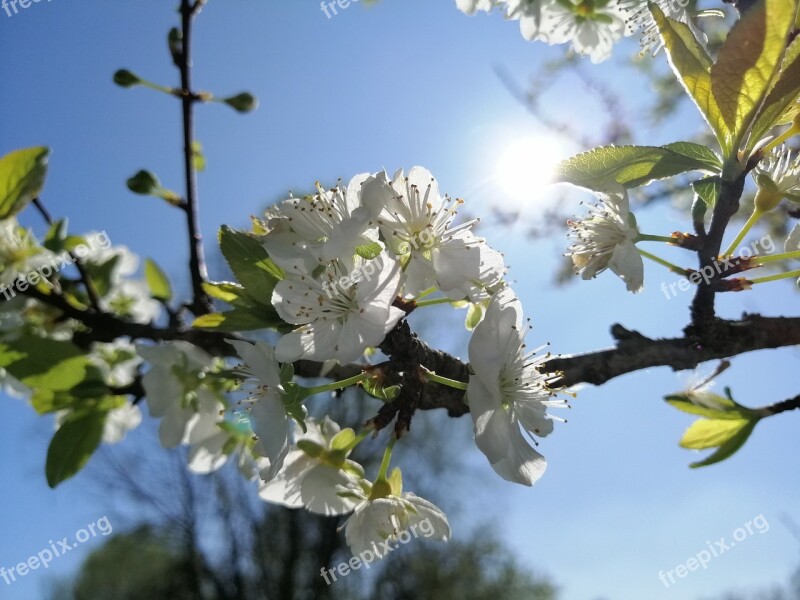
[223,92,258,113]
[113,69,141,88]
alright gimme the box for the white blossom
[341,479,451,557]
[0,218,54,287]
[507,0,627,63]
[467,287,566,486]
[754,146,800,203]
[229,339,294,481]
[272,257,404,364]
[263,175,378,273]
[361,167,505,302]
[566,185,643,292]
[259,416,364,515]
[621,0,710,55]
[455,0,496,15]
[137,341,225,449]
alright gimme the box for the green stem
[637,233,676,244]
[420,366,468,391]
[415,287,437,300]
[753,250,800,265]
[305,372,368,395]
[342,429,372,453]
[140,79,179,96]
[762,125,799,154]
[638,249,689,275]
[723,210,762,257]
[415,297,454,309]
[749,268,800,285]
[376,436,397,481]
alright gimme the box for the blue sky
[2,1,799,599]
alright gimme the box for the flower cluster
[261,166,506,364]
[455,0,711,62]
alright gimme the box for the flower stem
[748,269,800,285]
[638,249,689,275]
[723,210,762,257]
[415,287,438,300]
[342,429,372,453]
[305,372,368,395]
[376,436,397,481]
[420,366,468,391]
[753,250,800,265]
[637,233,676,244]
[415,297,454,309]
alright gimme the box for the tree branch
[178,0,212,317]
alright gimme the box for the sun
[494,134,566,203]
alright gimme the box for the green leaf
[192,308,285,332]
[0,334,91,391]
[0,147,50,219]
[661,142,722,171]
[83,255,120,297]
[691,176,722,207]
[555,144,719,192]
[362,376,401,401]
[46,411,106,487]
[711,0,798,150]
[679,417,755,449]
[144,258,173,301]
[665,392,753,420]
[748,35,800,149]
[651,4,731,152]
[42,219,85,255]
[219,226,284,305]
[689,420,759,468]
[202,281,251,305]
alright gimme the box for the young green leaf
[46,411,106,487]
[0,335,92,391]
[362,376,401,401]
[747,35,800,151]
[689,420,759,468]
[691,176,722,207]
[650,4,731,153]
[192,308,286,332]
[144,258,173,301]
[679,417,755,449]
[219,226,284,304]
[0,147,50,219]
[555,144,719,192]
[711,0,798,151]
[665,392,753,420]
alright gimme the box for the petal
[229,339,282,388]
[489,424,547,486]
[610,241,644,293]
[250,392,289,468]
[301,464,361,516]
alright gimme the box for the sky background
[1,1,799,599]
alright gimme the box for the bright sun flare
[495,135,566,202]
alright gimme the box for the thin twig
[31,197,103,312]
[178,0,212,316]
